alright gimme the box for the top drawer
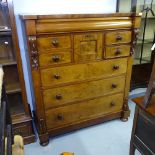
[37,35,71,52]
[105,31,131,45]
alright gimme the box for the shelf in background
[142,16,155,19]
[0,30,12,36]
[0,57,17,66]
[6,82,21,94]
[137,39,153,44]
[134,57,151,65]
[0,27,11,32]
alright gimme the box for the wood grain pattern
[36,20,132,34]
[6,0,35,144]
[21,13,141,145]
[105,45,130,58]
[74,32,102,62]
[37,35,71,52]
[43,75,125,109]
[45,93,124,129]
[40,58,127,87]
[39,52,71,67]
[105,30,131,45]
[21,13,139,20]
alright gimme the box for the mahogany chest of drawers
[21,13,141,145]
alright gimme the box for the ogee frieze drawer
[39,52,71,67]
[105,45,131,59]
[105,31,131,45]
[45,93,124,129]
[37,35,71,52]
[41,58,127,87]
[43,75,125,109]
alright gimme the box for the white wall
[12,0,117,110]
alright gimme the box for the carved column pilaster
[28,36,39,69]
[130,28,139,55]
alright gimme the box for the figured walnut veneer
[21,13,141,145]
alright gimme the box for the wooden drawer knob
[110,101,115,107]
[54,74,61,79]
[111,84,117,88]
[116,35,122,41]
[52,39,59,47]
[52,55,60,62]
[57,114,64,120]
[115,49,121,55]
[113,65,119,70]
[55,94,62,100]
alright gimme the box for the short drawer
[41,58,127,87]
[13,124,31,137]
[105,31,131,45]
[37,35,71,52]
[105,45,130,58]
[43,75,125,109]
[45,93,124,129]
[39,52,71,67]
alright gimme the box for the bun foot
[121,118,128,122]
[40,140,49,146]
[39,133,49,146]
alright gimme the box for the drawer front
[0,37,13,59]
[105,31,131,45]
[41,58,127,87]
[45,93,124,129]
[13,124,31,137]
[74,32,102,62]
[43,76,125,109]
[39,52,71,67]
[37,35,71,52]
[105,45,130,58]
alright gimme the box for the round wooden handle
[55,94,62,100]
[113,65,119,70]
[116,35,122,41]
[111,84,117,88]
[52,39,59,47]
[52,55,60,62]
[110,101,115,107]
[57,114,64,120]
[115,49,121,55]
[54,74,60,79]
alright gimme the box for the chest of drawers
[21,13,141,145]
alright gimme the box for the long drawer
[43,75,125,109]
[41,58,127,87]
[45,93,124,129]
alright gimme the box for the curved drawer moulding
[36,20,132,34]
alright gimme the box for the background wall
[12,0,117,109]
